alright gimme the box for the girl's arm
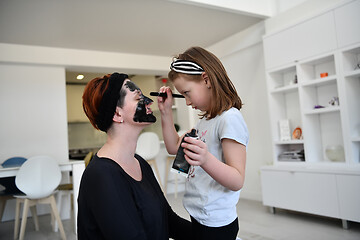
[182,137,246,191]
[158,87,181,155]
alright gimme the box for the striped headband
[170,59,204,75]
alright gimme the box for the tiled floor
[1,192,359,239]
[235,199,360,240]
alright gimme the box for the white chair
[165,154,177,197]
[53,151,93,232]
[13,156,66,240]
[0,157,27,222]
[136,132,163,191]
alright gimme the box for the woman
[77,72,191,240]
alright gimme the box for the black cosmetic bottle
[171,129,198,176]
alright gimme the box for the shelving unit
[266,43,359,166]
[266,65,303,163]
[261,0,360,228]
[298,53,345,164]
[340,46,360,164]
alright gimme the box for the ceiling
[0,0,268,81]
[0,0,265,57]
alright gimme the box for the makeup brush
[150,92,185,98]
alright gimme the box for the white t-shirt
[183,107,249,227]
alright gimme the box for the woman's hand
[181,137,210,167]
[157,86,173,114]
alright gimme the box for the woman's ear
[202,72,211,89]
[113,106,123,123]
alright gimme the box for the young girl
[158,46,249,240]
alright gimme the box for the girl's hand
[157,86,173,114]
[181,137,209,167]
[183,138,247,191]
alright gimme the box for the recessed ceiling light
[76,74,84,80]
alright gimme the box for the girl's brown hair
[82,74,111,130]
[168,46,242,119]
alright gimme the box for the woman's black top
[77,154,190,240]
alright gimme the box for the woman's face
[119,80,156,123]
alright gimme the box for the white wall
[0,64,68,162]
[206,22,272,201]
[0,43,170,76]
[265,0,348,34]
[0,43,171,164]
[221,43,272,201]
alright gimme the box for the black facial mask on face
[124,81,156,123]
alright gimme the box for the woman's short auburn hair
[168,46,242,119]
[82,74,111,130]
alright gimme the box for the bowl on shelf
[325,145,345,162]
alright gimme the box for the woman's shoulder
[135,154,146,165]
[83,154,122,181]
[87,154,116,168]
[135,154,152,170]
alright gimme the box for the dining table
[0,160,85,234]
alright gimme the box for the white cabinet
[261,167,360,223]
[263,11,337,69]
[261,0,360,227]
[336,174,360,222]
[334,0,360,48]
[261,169,340,218]
[264,1,360,166]
[340,46,360,164]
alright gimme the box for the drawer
[336,174,360,222]
[261,170,340,218]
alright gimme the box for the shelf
[342,45,360,72]
[262,164,360,174]
[268,91,302,143]
[301,76,339,112]
[298,54,336,83]
[344,69,360,78]
[343,60,360,152]
[277,160,305,163]
[275,140,304,145]
[304,106,340,115]
[271,84,298,94]
[273,142,305,164]
[302,54,335,65]
[267,65,297,91]
[301,75,337,87]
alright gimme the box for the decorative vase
[325,145,345,162]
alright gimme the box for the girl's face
[173,75,212,112]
